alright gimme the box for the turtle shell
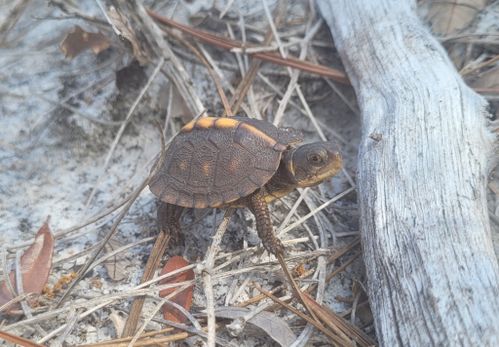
[149,116,302,208]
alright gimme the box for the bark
[317,0,499,346]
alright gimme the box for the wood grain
[318,0,499,345]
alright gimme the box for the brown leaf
[0,220,54,313]
[159,256,194,323]
[60,25,110,58]
[103,236,133,282]
[426,0,487,36]
[214,307,297,347]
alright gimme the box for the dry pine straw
[1,1,366,346]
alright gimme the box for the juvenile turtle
[149,116,342,256]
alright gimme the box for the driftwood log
[317,0,499,345]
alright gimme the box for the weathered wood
[317,0,499,346]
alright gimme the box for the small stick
[57,123,168,307]
[162,28,233,116]
[145,9,350,84]
[203,208,235,347]
[128,285,194,347]
[226,0,288,116]
[274,252,322,325]
[254,283,351,346]
[85,58,165,207]
[121,231,171,337]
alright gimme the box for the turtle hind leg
[122,202,184,337]
[247,190,285,256]
[158,201,184,245]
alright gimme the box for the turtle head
[282,141,342,187]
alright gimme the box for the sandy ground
[1,0,498,346]
[0,1,365,345]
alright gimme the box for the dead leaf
[0,330,45,347]
[214,307,297,347]
[109,309,127,337]
[159,256,194,323]
[426,0,487,35]
[0,219,54,314]
[107,6,149,65]
[104,236,133,281]
[60,25,110,58]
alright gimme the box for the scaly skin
[247,189,286,256]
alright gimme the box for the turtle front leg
[248,189,285,256]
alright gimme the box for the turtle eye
[307,152,325,166]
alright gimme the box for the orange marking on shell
[179,161,188,171]
[181,120,196,132]
[196,117,216,129]
[202,162,211,175]
[240,123,277,147]
[227,159,238,173]
[215,117,239,129]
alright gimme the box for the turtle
[149,116,342,256]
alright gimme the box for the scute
[149,117,287,208]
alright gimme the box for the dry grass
[1,0,498,346]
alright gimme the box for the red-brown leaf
[159,256,194,323]
[60,25,110,59]
[0,220,54,313]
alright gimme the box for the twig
[33,93,123,127]
[128,285,195,347]
[0,0,30,46]
[1,247,17,300]
[57,121,168,308]
[146,8,350,84]
[8,185,147,252]
[85,58,165,207]
[278,187,354,237]
[121,122,172,337]
[231,0,287,116]
[162,27,233,116]
[254,283,350,345]
[460,54,499,76]
[37,301,113,344]
[0,293,34,314]
[326,252,361,283]
[56,175,152,307]
[196,44,253,116]
[203,208,235,347]
[122,230,171,337]
[53,308,79,346]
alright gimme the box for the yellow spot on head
[196,117,216,129]
[215,117,239,129]
[179,161,187,171]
